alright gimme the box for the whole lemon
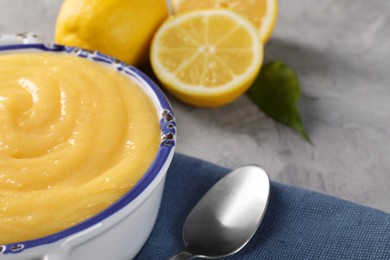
[55,0,169,66]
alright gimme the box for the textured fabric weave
[135,153,390,259]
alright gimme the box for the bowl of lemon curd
[0,36,176,260]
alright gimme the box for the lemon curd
[0,52,160,244]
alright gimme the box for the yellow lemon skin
[164,76,260,108]
[55,0,169,66]
[158,66,261,108]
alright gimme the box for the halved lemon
[171,0,278,43]
[150,9,263,107]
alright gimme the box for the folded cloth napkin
[135,153,390,259]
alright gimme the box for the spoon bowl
[170,165,270,259]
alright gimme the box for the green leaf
[248,61,311,143]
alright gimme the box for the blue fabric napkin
[135,153,390,259]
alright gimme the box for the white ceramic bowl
[0,34,176,260]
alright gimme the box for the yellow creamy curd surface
[0,52,160,244]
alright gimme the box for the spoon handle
[169,251,193,260]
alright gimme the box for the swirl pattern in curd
[0,52,160,244]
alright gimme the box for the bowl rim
[0,44,176,255]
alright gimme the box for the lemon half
[172,0,278,43]
[150,9,263,107]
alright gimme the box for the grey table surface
[0,0,389,213]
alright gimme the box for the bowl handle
[0,33,39,45]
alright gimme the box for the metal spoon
[170,165,270,260]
